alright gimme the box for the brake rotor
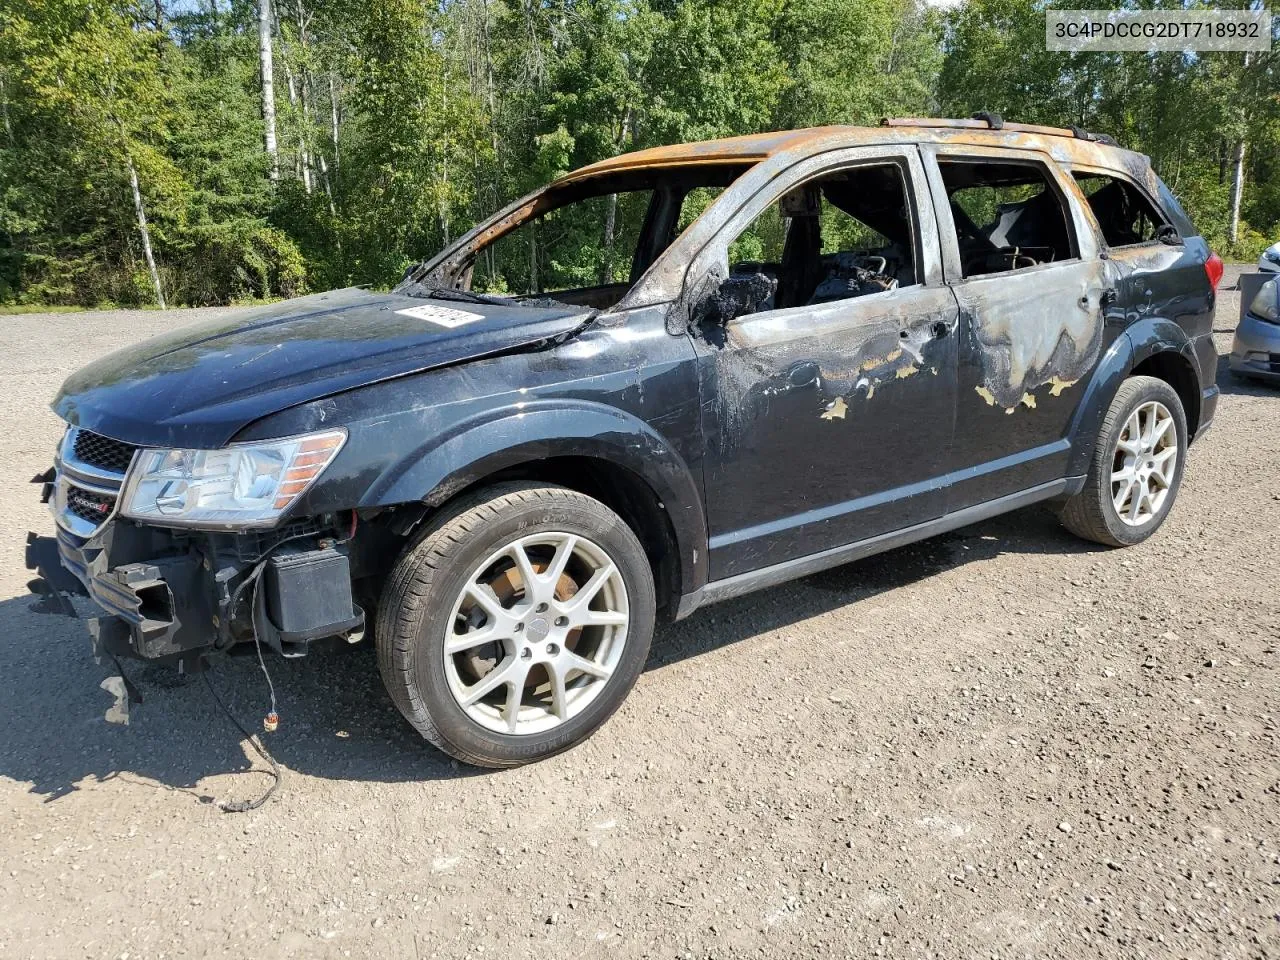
[458,560,582,687]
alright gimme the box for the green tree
[1,0,1276,307]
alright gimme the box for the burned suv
[33,117,1220,767]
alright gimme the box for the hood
[53,287,592,448]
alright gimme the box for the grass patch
[0,303,94,315]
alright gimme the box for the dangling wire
[227,559,278,728]
[253,630,279,732]
[201,558,283,812]
[202,671,281,813]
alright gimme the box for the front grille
[64,483,117,526]
[73,430,138,474]
[54,426,129,536]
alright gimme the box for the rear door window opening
[937,159,1078,277]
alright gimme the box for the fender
[362,398,709,596]
[1064,316,1198,479]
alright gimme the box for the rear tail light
[1204,252,1224,291]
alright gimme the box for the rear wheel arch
[1066,321,1200,477]
[1122,316,1204,437]
[1129,350,1201,439]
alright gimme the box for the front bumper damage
[29,451,365,671]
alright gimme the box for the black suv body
[34,119,1220,766]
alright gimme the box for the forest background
[1,0,1276,308]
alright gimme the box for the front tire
[376,483,655,768]
[1059,375,1188,547]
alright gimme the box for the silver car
[1259,241,1280,274]
[1231,277,1280,383]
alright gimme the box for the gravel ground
[1,268,1277,959]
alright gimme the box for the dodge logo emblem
[68,491,110,514]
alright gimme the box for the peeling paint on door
[714,299,953,441]
[820,396,848,420]
[955,262,1106,412]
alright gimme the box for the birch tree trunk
[598,108,631,284]
[481,0,499,159]
[439,81,450,245]
[292,0,316,194]
[319,76,337,213]
[599,193,617,286]
[296,74,314,195]
[480,0,500,282]
[328,73,340,172]
[1228,137,1245,246]
[258,0,279,180]
[279,36,312,193]
[528,222,538,294]
[281,60,311,191]
[317,154,335,214]
[127,156,165,309]
[1228,51,1253,248]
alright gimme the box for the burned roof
[413,117,1156,294]
[566,127,854,178]
[563,118,1148,186]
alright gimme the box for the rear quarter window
[1154,178,1198,237]
[1072,173,1169,247]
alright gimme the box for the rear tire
[376,483,655,768]
[1059,375,1187,547]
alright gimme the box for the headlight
[121,429,346,527]
[1250,278,1280,325]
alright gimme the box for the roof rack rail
[880,115,1118,147]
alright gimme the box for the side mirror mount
[1155,223,1182,246]
[694,273,777,326]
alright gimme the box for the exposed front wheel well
[402,457,682,619]
[1130,351,1201,439]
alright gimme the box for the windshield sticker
[395,304,485,328]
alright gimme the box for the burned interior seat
[949,199,1001,272]
[777,212,823,309]
[941,160,1077,276]
[985,188,1069,257]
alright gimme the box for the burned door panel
[682,144,959,580]
[1066,165,1216,349]
[921,145,1115,508]
[696,285,959,579]
[947,260,1112,507]
[960,261,1111,411]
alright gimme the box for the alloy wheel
[442,532,629,735]
[1111,400,1178,526]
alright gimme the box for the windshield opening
[397,163,754,311]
